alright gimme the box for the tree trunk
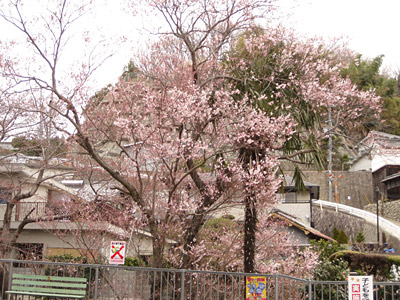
[148,217,164,269]
[0,202,15,258]
[240,148,260,274]
[244,194,257,273]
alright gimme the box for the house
[275,176,319,226]
[0,152,167,261]
[210,175,320,227]
[350,131,400,202]
[267,209,336,246]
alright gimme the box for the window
[47,190,71,216]
[284,192,297,203]
[15,243,43,260]
[0,188,12,204]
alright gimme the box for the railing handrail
[0,259,397,285]
[313,200,400,237]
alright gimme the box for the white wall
[275,203,311,225]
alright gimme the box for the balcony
[15,202,48,221]
[11,202,70,222]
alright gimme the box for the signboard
[246,276,267,300]
[348,276,373,300]
[109,241,126,264]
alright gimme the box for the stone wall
[312,206,371,241]
[312,205,400,250]
[364,200,400,223]
[301,170,373,208]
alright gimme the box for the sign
[109,241,126,264]
[348,276,373,300]
[246,276,267,300]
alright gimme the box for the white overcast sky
[3,0,399,91]
[92,0,400,89]
[279,0,399,71]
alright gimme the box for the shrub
[310,240,345,261]
[124,256,146,267]
[331,250,400,280]
[46,254,88,264]
[332,227,340,240]
[355,231,365,243]
[337,230,348,244]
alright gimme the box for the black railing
[0,259,399,299]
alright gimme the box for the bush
[313,258,349,281]
[332,227,340,240]
[331,250,400,280]
[337,230,348,244]
[355,231,365,243]
[46,254,88,264]
[124,256,146,267]
[310,240,345,261]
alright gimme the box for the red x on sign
[109,241,126,264]
[111,245,124,259]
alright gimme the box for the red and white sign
[109,241,126,264]
[348,276,373,300]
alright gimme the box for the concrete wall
[13,229,82,259]
[350,156,372,172]
[276,203,311,225]
[288,226,311,246]
[12,225,155,260]
[301,170,374,208]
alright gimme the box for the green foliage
[332,227,339,240]
[46,254,88,264]
[337,230,348,245]
[122,60,139,81]
[355,231,365,243]
[124,256,146,267]
[341,54,384,91]
[313,258,349,281]
[341,54,400,135]
[340,154,350,170]
[225,28,325,174]
[12,136,42,156]
[221,214,235,220]
[310,240,345,261]
[381,96,400,135]
[203,217,238,232]
[310,239,349,284]
[332,250,400,280]
[11,136,67,157]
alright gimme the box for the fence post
[94,265,99,300]
[274,274,279,300]
[308,280,312,300]
[180,269,185,300]
[7,260,13,291]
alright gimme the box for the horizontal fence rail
[313,200,400,239]
[0,259,399,299]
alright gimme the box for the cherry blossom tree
[0,0,380,275]
[0,83,74,259]
[224,26,381,272]
[1,0,289,270]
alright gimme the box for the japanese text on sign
[109,241,126,265]
[246,276,267,300]
[348,276,373,300]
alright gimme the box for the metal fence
[0,259,399,299]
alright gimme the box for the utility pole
[328,108,333,202]
[376,188,380,244]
